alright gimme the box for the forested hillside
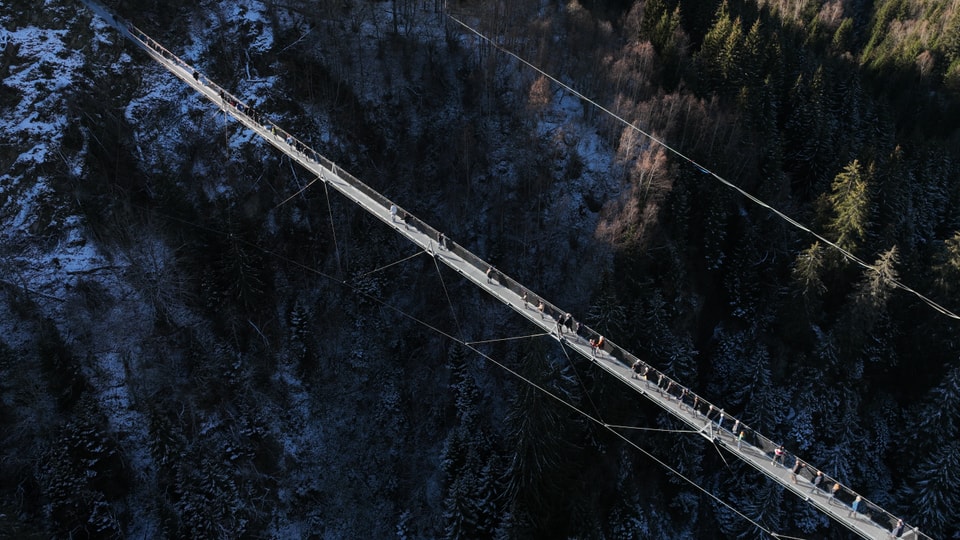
[1,0,959,538]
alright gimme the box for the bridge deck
[81,2,926,538]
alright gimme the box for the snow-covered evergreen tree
[501,342,580,534]
[903,441,960,537]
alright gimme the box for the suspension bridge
[82,1,927,538]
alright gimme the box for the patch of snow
[4,178,49,231]
[0,25,85,167]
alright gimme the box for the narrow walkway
[81,2,927,538]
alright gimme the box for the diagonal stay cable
[136,202,799,540]
[272,171,323,211]
[164,212,789,539]
[712,438,734,472]
[603,423,700,435]
[446,12,959,322]
[322,180,342,273]
[465,332,551,345]
[432,252,464,342]
[601,426,805,540]
[557,333,606,425]
[354,249,428,279]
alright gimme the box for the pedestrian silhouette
[810,470,823,493]
[632,359,643,379]
[791,459,805,484]
[772,445,785,467]
[849,495,862,517]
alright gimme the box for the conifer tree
[834,246,899,361]
[713,322,782,433]
[502,342,578,534]
[904,365,960,456]
[935,231,960,293]
[441,345,499,539]
[735,19,764,89]
[784,67,833,194]
[643,0,686,76]
[447,345,480,429]
[37,396,126,538]
[604,449,651,539]
[698,1,737,92]
[442,449,482,540]
[715,473,784,540]
[905,441,960,537]
[587,280,627,338]
[858,245,899,309]
[221,231,266,314]
[876,146,916,250]
[813,388,869,485]
[897,365,960,536]
[823,159,872,258]
[792,241,827,303]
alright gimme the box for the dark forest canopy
[1,0,959,538]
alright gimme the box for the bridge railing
[108,11,927,540]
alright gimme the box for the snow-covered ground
[0,3,105,342]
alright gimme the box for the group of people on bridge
[117,14,916,537]
[131,24,319,167]
[464,246,911,538]
[626,356,909,538]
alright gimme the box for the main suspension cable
[445,12,959,322]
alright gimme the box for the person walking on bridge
[810,470,824,493]
[772,445,785,467]
[891,519,904,538]
[592,335,605,356]
[849,495,862,518]
[390,204,398,222]
[791,458,805,484]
